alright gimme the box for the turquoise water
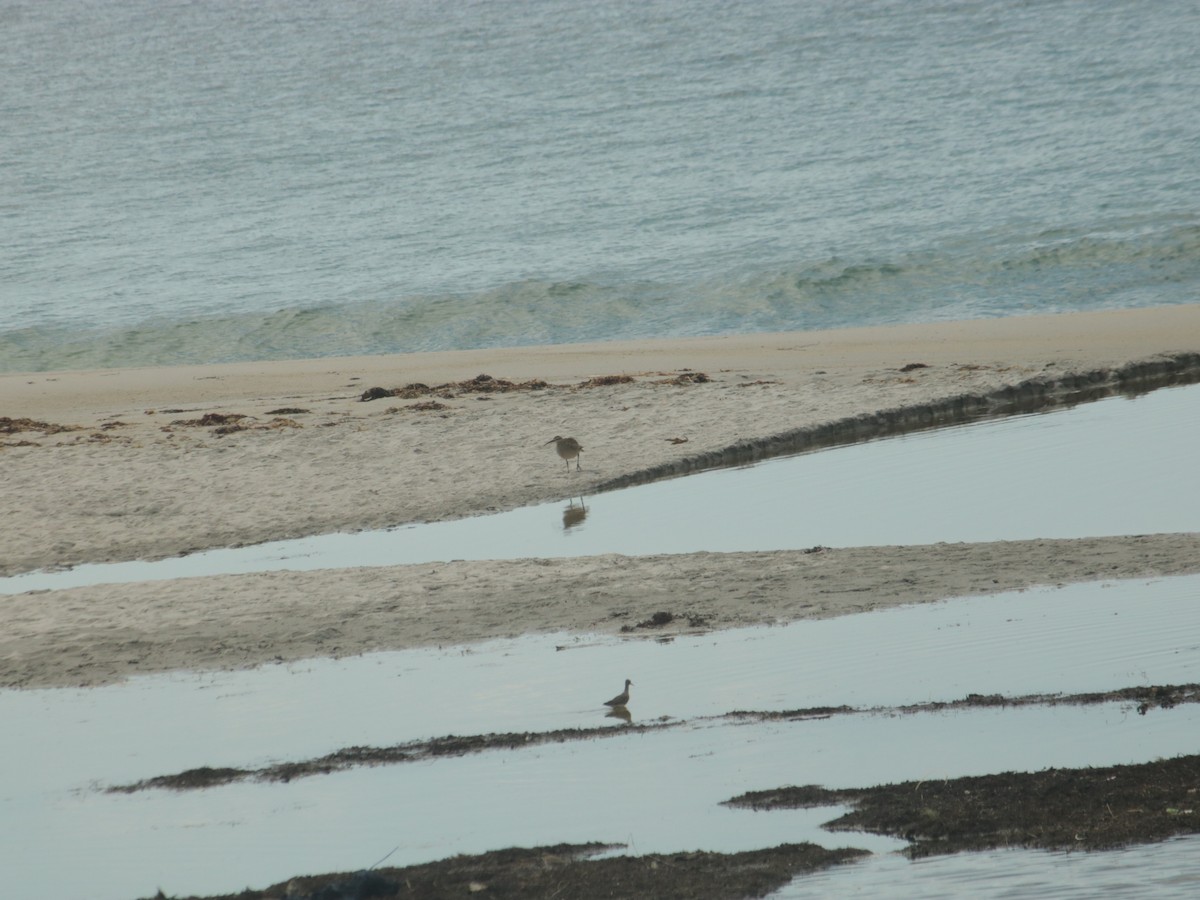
[3,0,1199,372]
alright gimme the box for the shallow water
[10,704,1199,900]
[2,574,1198,899]
[6,575,1198,785]
[784,835,1200,899]
[4,382,1198,593]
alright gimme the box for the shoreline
[2,304,1199,689]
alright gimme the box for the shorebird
[546,435,583,471]
[603,678,633,708]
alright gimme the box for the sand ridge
[3,535,1199,689]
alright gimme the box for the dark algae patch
[726,682,1200,722]
[728,755,1200,858]
[139,842,868,900]
[109,723,678,792]
[617,609,713,632]
[110,683,1200,793]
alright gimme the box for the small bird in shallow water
[546,435,583,471]
[604,678,633,708]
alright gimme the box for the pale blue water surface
[0,384,1197,898]
[2,574,1199,900]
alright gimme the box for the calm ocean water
[2,0,1198,373]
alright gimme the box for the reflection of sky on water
[3,384,1199,899]
[3,383,1199,593]
[2,574,1199,900]
[9,704,1199,900]
[787,833,1200,900]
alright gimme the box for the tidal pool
[2,574,1198,900]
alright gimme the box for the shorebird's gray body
[604,678,633,708]
[546,435,583,471]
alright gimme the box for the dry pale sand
[2,305,1199,689]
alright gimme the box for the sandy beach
[3,304,1199,690]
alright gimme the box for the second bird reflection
[562,496,587,530]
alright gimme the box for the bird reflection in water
[605,706,632,724]
[562,496,587,530]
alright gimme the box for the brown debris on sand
[361,374,552,401]
[658,370,711,384]
[169,412,248,427]
[0,416,80,435]
[164,412,301,435]
[358,370,710,402]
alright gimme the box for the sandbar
[2,304,1198,688]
